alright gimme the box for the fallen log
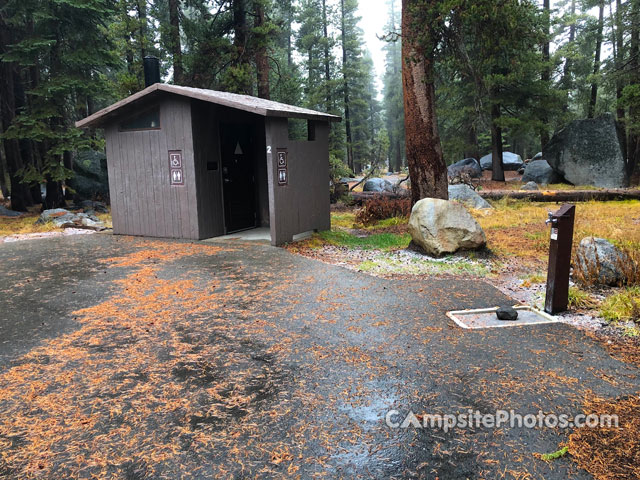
[350,191,410,205]
[477,189,640,202]
[350,188,640,204]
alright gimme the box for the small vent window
[120,108,160,131]
[287,118,316,141]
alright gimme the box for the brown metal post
[545,204,576,314]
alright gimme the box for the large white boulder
[575,237,630,286]
[408,198,486,256]
[479,152,524,171]
[544,114,628,188]
[448,184,492,209]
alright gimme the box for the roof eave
[76,83,342,128]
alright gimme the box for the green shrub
[600,287,640,323]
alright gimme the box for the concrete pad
[204,227,271,243]
[448,305,559,329]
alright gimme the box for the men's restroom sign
[277,149,288,186]
[169,150,184,186]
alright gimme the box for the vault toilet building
[76,81,340,246]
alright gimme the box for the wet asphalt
[0,234,638,479]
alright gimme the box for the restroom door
[220,124,257,233]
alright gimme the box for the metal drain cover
[447,306,558,329]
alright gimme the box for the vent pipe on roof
[143,56,161,87]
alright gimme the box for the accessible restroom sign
[169,150,184,186]
[277,149,288,186]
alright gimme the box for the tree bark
[340,0,354,172]
[168,0,183,84]
[401,0,448,203]
[254,1,270,99]
[490,101,505,182]
[588,1,604,119]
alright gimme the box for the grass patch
[600,287,640,323]
[0,213,59,236]
[357,260,378,272]
[568,287,599,309]
[331,212,357,229]
[539,445,569,462]
[474,199,640,264]
[318,230,411,250]
[521,272,546,287]
[356,254,490,276]
[370,216,407,228]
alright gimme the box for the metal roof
[75,84,341,128]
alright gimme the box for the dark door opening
[220,124,257,233]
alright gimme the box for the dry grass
[0,212,60,237]
[474,199,640,265]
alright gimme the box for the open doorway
[220,123,257,233]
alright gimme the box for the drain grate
[447,305,558,329]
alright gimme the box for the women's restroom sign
[169,150,184,186]
[277,149,288,186]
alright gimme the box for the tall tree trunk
[254,1,270,99]
[285,0,293,67]
[394,139,402,172]
[540,0,551,149]
[136,0,148,58]
[232,0,251,94]
[168,0,183,84]
[0,145,8,200]
[628,0,640,175]
[0,20,29,211]
[122,0,135,77]
[391,0,403,172]
[322,0,331,111]
[13,71,35,206]
[614,0,624,123]
[561,0,576,112]
[401,0,448,203]
[340,0,354,172]
[588,1,605,119]
[43,22,66,210]
[491,102,505,182]
[464,123,480,161]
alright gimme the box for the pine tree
[382,0,405,172]
[402,0,448,201]
[1,0,118,209]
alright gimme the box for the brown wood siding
[104,97,200,239]
[265,118,331,245]
[191,101,224,239]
